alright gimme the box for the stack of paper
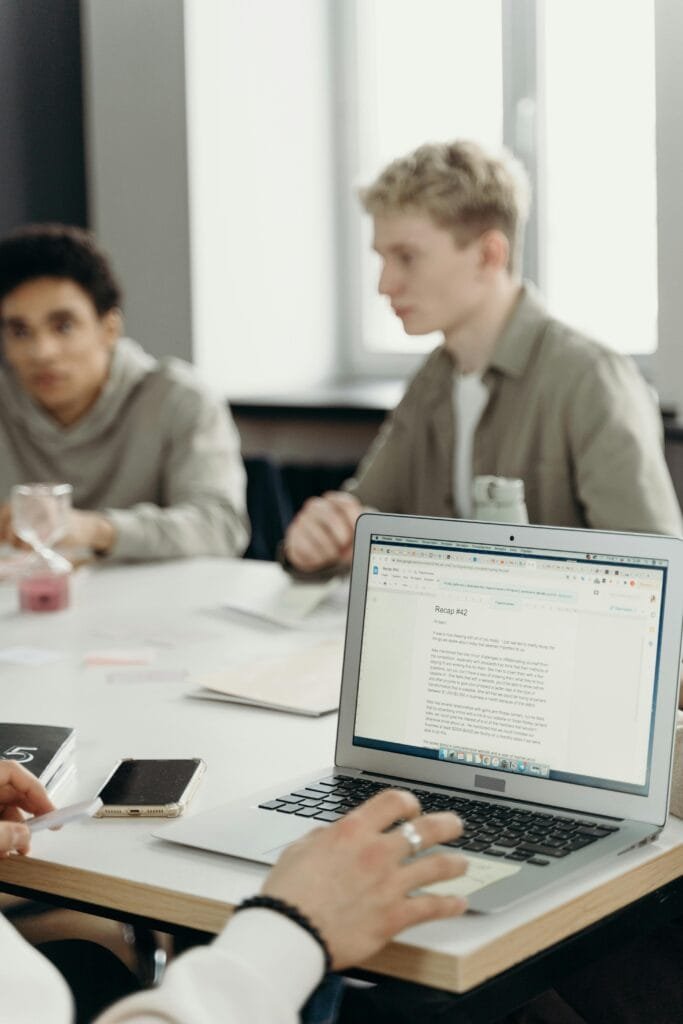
[192,639,344,716]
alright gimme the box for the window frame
[331,0,423,380]
[335,0,660,385]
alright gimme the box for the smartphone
[95,756,205,817]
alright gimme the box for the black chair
[243,457,357,562]
[243,456,294,561]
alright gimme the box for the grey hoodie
[0,338,249,560]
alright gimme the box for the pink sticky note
[84,649,157,667]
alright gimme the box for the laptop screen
[352,533,669,797]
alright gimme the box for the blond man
[284,140,681,575]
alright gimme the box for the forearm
[95,909,323,1024]
[98,383,251,561]
[102,500,249,561]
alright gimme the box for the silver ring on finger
[400,820,422,856]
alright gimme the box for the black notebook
[0,723,75,790]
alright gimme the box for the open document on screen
[353,536,667,796]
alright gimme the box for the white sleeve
[0,913,74,1024]
[95,908,325,1024]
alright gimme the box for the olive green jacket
[347,286,682,535]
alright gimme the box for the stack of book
[0,723,76,795]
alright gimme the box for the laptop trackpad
[160,807,313,865]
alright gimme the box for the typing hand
[261,789,467,970]
[283,491,363,573]
[0,760,55,858]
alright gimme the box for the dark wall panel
[0,0,86,234]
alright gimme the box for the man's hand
[60,510,116,554]
[0,502,115,555]
[283,491,363,573]
[262,789,467,970]
[0,760,55,858]
[0,503,13,546]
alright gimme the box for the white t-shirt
[1,907,324,1024]
[452,372,488,517]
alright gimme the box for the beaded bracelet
[233,895,332,973]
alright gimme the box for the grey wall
[0,0,86,234]
[82,0,193,362]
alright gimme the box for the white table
[0,558,682,997]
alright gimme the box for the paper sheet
[220,561,338,627]
[192,639,343,716]
[0,646,65,666]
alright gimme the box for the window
[340,0,658,373]
[338,0,503,373]
[542,0,657,356]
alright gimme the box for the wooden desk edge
[1,844,682,993]
[365,843,683,992]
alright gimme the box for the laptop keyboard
[259,775,619,867]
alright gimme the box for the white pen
[27,797,103,832]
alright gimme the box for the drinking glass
[11,482,73,561]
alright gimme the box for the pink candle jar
[18,570,71,612]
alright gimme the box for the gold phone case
[95,758,205,817]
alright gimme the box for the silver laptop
[162,513,683,912]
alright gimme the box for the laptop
[161,513,683,912]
